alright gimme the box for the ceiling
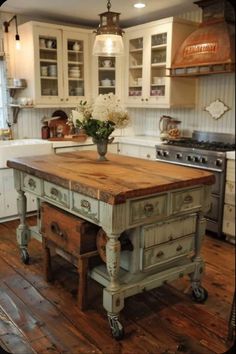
[1,0,198,27]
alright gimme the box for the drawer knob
[156,251,164,257]
[144,203,154,216]
[50,187,61,200]
[28,178,36,190]
[50,222,67,240]
[176,245,183,252]
[183,195,193,204]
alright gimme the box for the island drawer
[141,235,194,271]
[72,192,99,223]
[41,202,98,257]
[141,213,197,248]
[22,173,42,196]
[43,181,70,208]
[129,193,167,225]
[171,187,202,214]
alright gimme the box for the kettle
[159,115,181,140]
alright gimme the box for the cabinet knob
[156,251,164,258]
[141,98,144,102]
[144,203,154,216]
[176,245,183,252]
[60,98,64,101]
[66,98,69,101]
[146,154,150,158]
[145,98,149,102]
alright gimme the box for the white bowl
[101,79,111,86]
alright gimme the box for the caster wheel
[108,315,124,340]
[111,321,124,341]
[192,286,208,303]
[20,248,29,264]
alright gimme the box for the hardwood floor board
[0,306,37,354]
[148,301,228,354]
[0,263,101,354]
[124,292,222,354]
[151,285,228,339]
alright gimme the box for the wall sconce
[3,15,21,50]
[93,0,124,57]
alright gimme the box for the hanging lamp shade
[93,0,124,56]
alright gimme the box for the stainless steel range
[156,131,235,237]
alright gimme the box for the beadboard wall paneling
[12,107,73,139]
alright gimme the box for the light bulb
[134,2,146,9]
[15,34,21,50]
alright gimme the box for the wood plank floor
[0,217,235,354]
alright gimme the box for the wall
[1,10,235,139]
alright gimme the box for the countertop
[7,150,215,205]
[51,135,162,149]
[226,151,235,160]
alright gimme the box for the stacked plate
[69,66,80,78]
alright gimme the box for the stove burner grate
[165,139,235,152]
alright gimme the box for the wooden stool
[41,202,99,310]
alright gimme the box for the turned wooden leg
[42,238,53,282]
[78,256,89,311]
[105,233,121,292]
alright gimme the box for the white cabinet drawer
[43,181,70,208]
[139,146,156,160]
[72,192,99,223]
[226,160,235,182]
[129,194,167,225]
[141,235,194,271]
[171,188,202,214]
[225,181,235,205]
[223,204,235,237]
[22,173,42,196]
[141,214,197,248]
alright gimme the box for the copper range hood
[170,0,235,76]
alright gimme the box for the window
[0,58,8,128]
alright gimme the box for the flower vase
[93,137,114,161]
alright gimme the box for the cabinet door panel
[62,30,90,104]
[33,26,64,104]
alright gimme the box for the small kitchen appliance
[159,115,181,140]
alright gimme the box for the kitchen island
[7,151,215,339]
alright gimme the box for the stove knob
[201,157,207,164]
[215,158,222,167]
[163,151,169,157]
[187,155,193,161]
[176,153,182,159]
[194,156,200,163]
[157,150,162,156]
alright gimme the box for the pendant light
[93,0,124,57]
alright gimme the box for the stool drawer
[41,203,98,257]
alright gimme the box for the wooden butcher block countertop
[7,151,215,205]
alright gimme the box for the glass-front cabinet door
[91,53,122,99]
[63,31,89,104]
[126,31,145,105]
[34,27,63,105]
[98,56,116,95]
[33,26,89,105]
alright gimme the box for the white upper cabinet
[12,21,91,107]
[124,17,197,108]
